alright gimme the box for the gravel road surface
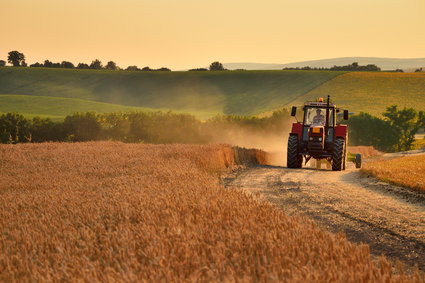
[224,162,425,270]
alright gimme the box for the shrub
[63,112,101,141]
[348,112,398,151]
[0,113,31,143]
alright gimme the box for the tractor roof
[304,101,335,107]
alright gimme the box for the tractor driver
[313,109,325,125]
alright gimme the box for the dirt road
[224,162,425,270]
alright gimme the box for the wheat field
[363,154,425,192]
[0,142,422,282]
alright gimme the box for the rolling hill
[0,67,342,117]
[224,57,425,71]
[285,72,425,116]
[1,67,424,120]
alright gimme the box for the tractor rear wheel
[332,138,345,171]
[287,135,302,168]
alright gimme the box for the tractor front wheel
[332,138,346,171]
[287,135,302,168]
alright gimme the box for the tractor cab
[288,96,350,171]
[301,101,336,155]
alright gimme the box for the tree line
[0,110,292,144]
[283,62,382,71]
[1,51,232,72]
[0,106,423,152]
[7,51,418,73]
[1,51,171,71]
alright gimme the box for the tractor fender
[335,125,348,139]
[290,122,303,140]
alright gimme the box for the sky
[1,0,424,70]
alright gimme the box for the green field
[0,67,342,118]
[1,67,424,120]
[0,95,160,120]
[286,72,425,116]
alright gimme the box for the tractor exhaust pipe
[325,95,330,138]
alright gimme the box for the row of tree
[0,112,202,144]
[0,106,423,152]
[283,62,381,71]
[0,110,292,144]
[1,51,171,71]
[1,51,231,72]
[4,50,424,73]
[29,59,116,70]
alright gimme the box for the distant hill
[0,67,342,118]
[1,67,424,120]
[224,57,425,71]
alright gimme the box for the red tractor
[287,96,349,171]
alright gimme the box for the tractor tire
[287,135,302,168]
[332,138,345,171]
[355,154,362,168]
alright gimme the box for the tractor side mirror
[343,110,349,120]
[291,106,297,117]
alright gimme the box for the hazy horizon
[1,0,424,70]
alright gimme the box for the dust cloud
[206,123,292,166]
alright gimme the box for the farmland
[288,72,425,117]
[0,94,156,121]
[362,154,425,192]
[1,67,425,120]
[0,67,343,118]
[0,142,420,281]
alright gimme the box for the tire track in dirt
[224,164,425,270]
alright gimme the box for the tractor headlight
[309,137,313,141]
[318,137,322,141]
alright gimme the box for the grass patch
[0,94,154,120]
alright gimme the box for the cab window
[304,108,334,126]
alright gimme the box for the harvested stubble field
[0,142,422,282]
[362,154,425,192]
